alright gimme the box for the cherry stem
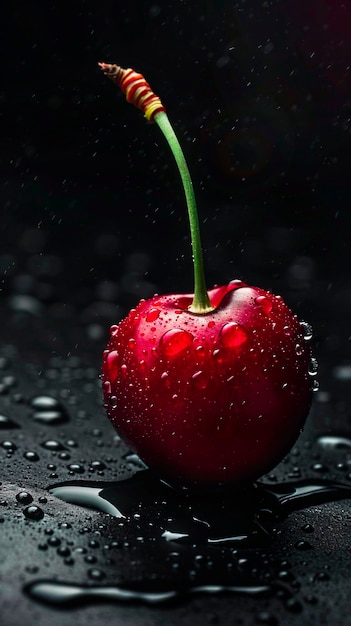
[154,111,213,313]
[98,62,213,313]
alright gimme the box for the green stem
[154,111,213,313]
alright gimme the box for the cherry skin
[102,280,313,488]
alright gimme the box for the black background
[2,0,351,313]
[1,2,351,626]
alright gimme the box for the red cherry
[99,64,315,488]
[102,281,313,487]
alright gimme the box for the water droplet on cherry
[212,349,223,363]
[191,370,208,389]
[254,295,272,315]
[220,322,248,349]
[146,308,161,322]
[106,351,119,382]
[121,364,128,377]
[308,357,318,377]
[103,380,111,394]
[161,372,170,387]
[228,279,246,289]
[300,321,313,341]
[160,329,194,357]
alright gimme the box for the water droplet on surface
[68,463,85,474]
[23,451,40,462]
[1,440,17,451]
[254,295,272,315]
[295,539,313,551]
[23,505,44,521]
[160,329,193,357]
[295,344,303,356]
[146,308,161,322]
[16,491,33,505]
[109,325,118,337]
[41,440,66,451]
[0,414,19,429]
[220,322,248,349]
[30,396,60,410]
[88,568,106,581]
[317,435,351,450]
[32,410,68,426]
[24,579,270,608]
[311,380,320,392]
[49,471,351,551]
[30,396,68,425]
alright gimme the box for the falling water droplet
[160,329,193,357]
[220,322,248,349]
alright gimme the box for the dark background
[1,0,351,326]
[1,2,351,626]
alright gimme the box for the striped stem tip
[98,62,166,123]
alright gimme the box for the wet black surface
[1,2,351,625]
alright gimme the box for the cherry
[99,63,314,488]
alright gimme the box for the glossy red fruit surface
[102,281,313,487]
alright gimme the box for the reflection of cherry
[100,63,314,487]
